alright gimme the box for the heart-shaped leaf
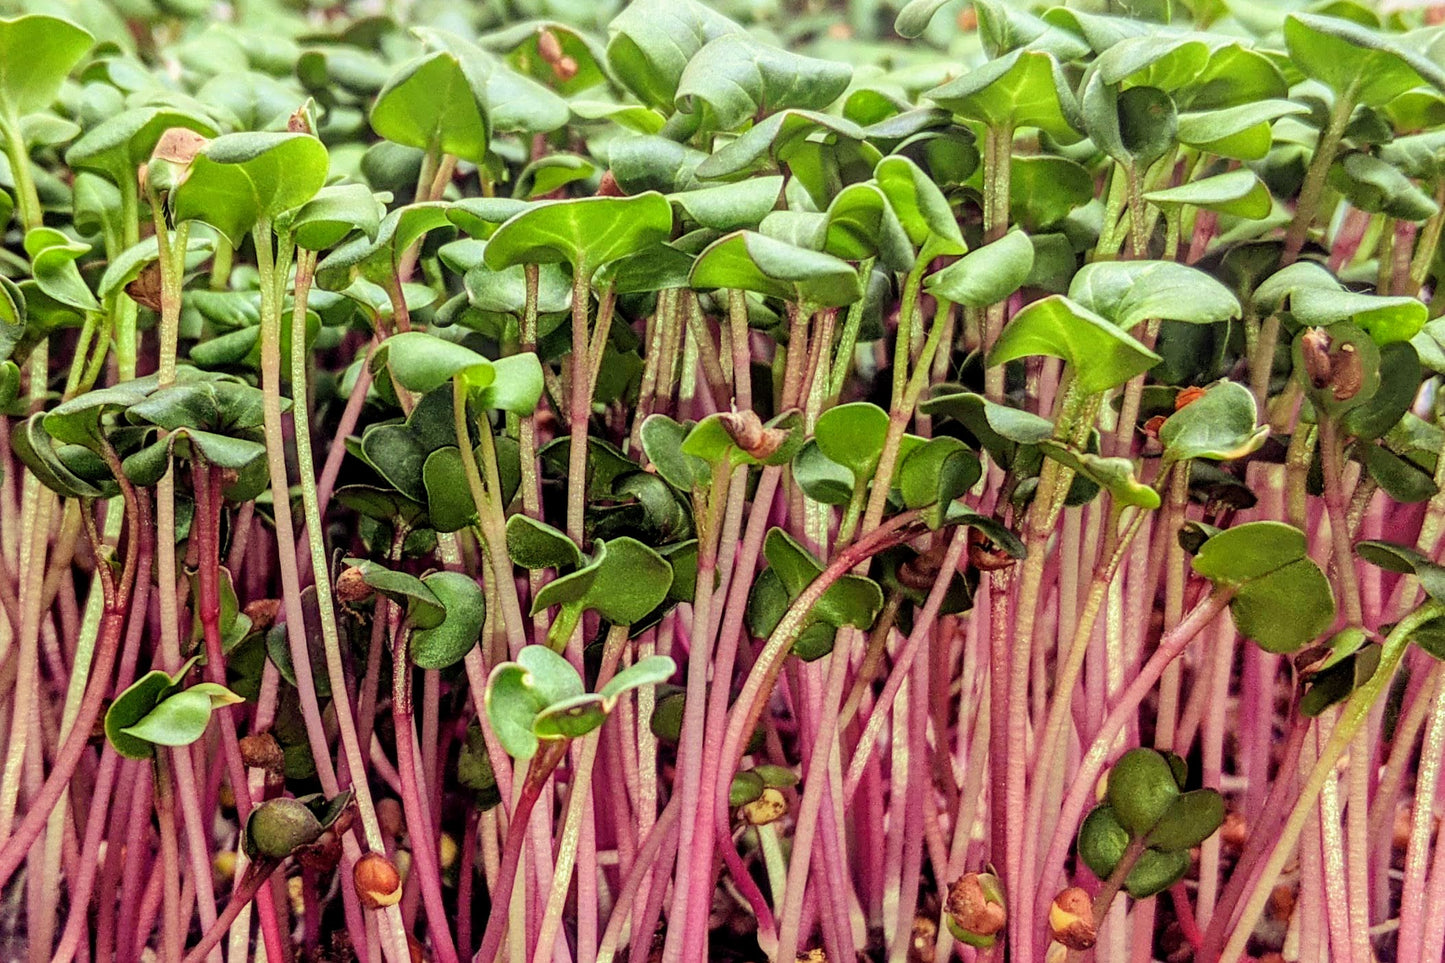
[669,176,785,232]
[423,447,477,532]
[372,331,496,395]
[370,50,489,162]
[1230,558,1336,653]
[987,295,1161,395]
[1300,638,1381,717]
[1145,169,1272,219]
[341,558,445,629]
[1344,342,1420,440]
[172,132,330,245]
[792,440,855,506]
[0,15,93,120]
[43,375,162,449]
[1070,261,1241,330]
[898,435,983,524]
[640,414,711,492]
[105,658,242,760]
[822,184,915,273]
[814,402,890,485]
[506,515,584,571]
[410,571,485,669]
[1009,155,1093,230]
[531,537,676,647]
[485,644,586,759]
[1082,78,1177,169]
[483,193,673,278]
[690,231,861,309]
[11,413,106,499]
[1078,803,1131,880]
[1038,442,1161,510]
[927,49,1081,140]
[598,655,676,706]
[1329,152,1439,223]
[1292,289,1426,346]
[533,695,611,742]
[287,183,387,251]
[1355,541,1445,602]
[1360,441,1438,504]
[1158,382,1269,464]
[1146,789,1225,852]
[474,353,544,415]
[894,0,952,38]
[414,28,568,136]
[1191,521,1307,583]
[925,229,1033,308]
[1107,748,1180,836]
[119,684,244,748]
[605,0,744,110]
[26,229,98,313]
[874,154,966,257]
[104,670,180,761]
[921,388,1055,466]
[1284,13,1445,107]
[679,410,803,472]
[1175,100,1310,161]
[316,203,454,290]
[675,32,850,132]
[694,110,869,182]
[760,528,886,633]
[1123,849,1191,899]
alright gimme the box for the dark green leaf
[410,571,486,669]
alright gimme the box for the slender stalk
[180,862,281,963]
[259,230,404,960]
[474,741,570,963]
[1033,590,1233,929]
[566,262,593,546]
[1219,598,1445,963]
[1,112,43,231]
[533,625,630,963]
[1282,89,1356,266]
[155,753,183,963]
[666,458,733,963]
[1317,416,1364,626]
[391,624,460,963]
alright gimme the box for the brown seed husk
[946,873,1006,938]
[238,732,285,774]
[1300,328,1334,390]
[719,410,787,460]
[537,29,564,64]
[968,528,1015,572]
[151,127,211,166]
[336,567,373,605]
[125,262,164,313]
[243,599,281,632]
[353,852,402,908]
[1049,887,1097,951]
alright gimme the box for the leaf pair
[522,532,676,649]
[1191,522,1335,653]
[1077,748,1225,899]
[746,529,885,661]
[341,559,486,669]
[104,657,244,760]
[486,645,674,759]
